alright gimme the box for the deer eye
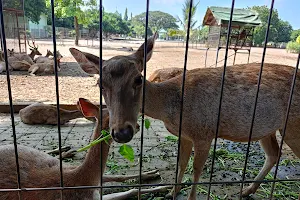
[134,76,143,86]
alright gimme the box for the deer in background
[148,67,186,83]
[10,38,42,65]
[34,49,54,63]
[19,102,91,125]
[75,33,300,199]
[0,98,166,200]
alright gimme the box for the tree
[132,11,179,33]
[102,12,130,38]
[249,6,292,45]
[291,29,300,42]
[124,8,128,21]
[46,0,97,46]
[4,0,46,24]
[177,0,199,36]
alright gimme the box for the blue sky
[103,0,299,29]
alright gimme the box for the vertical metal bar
[15,12,21,53]
[247,50,251,64]
[98,0,104,199]
[205,48,209,67]
[269,53,300,199]
[215,27,221,67]
[238,0,275,199]
[233,50,237,65]
[174,0,193,199]
[206,0,235,199]
[0,1,22,199]
[138,0,150,199]
[50,0,64,198]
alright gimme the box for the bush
[286,41,300,53]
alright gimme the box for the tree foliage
[132,11,178,33]
[124,8,128,21]
[291,29,300,42]
[178,0,199,33]
[3,0,46,24]
[249,6,293,45]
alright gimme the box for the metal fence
[0,0,299,199]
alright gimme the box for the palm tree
[177,0,199,38]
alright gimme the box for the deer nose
[111,125,134,143]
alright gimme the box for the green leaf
[144,119,151,130]
[165,135,178,142]
[118,144,134,162]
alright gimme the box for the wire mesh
[0,0,300,199]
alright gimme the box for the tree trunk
[74,16,79,46]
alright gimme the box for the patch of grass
[105,159,130,174]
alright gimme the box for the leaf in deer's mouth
[118,144,135,162]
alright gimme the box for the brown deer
[19,102,90,125]
[73,33,300,199]
[148,67,186,83]
[34,49,54,63]
[14,50,63,76]
[0,98,165,200]
[10,38,42,65]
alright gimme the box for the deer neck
[144,80,177,121]
[60,110,84,122]
[70,118,111,186]
[28,51,35,60]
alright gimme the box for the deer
[73,33,300,200]
[0,98,168,200]
[148,67,186,83]
[19,102,93,125]
[10,38,42,65]
[34,49,54,63]
[13,50,63,76]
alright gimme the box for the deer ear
[69,48,105,74]
[133,32,158,72]
[77,98,99,118]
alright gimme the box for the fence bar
[50,0,64,198]
[206,0,235,199]
[0,1,22,199]
[173,0,193,199]
[239,1,275,198]
[269,53,300,199]
[138,0,150,199]
[0,177,299,193]
[98,0,104,199]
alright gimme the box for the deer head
[46,49,54,57]
[27,37,42,56]
[72,33,158,143]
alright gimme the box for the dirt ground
[0,39,299,104]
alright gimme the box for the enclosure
[0,0,300,199]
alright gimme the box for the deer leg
[242,133,279,197]
[102,169,160,182]
[28,66,39,76]
[103,185,171,200]
[188,140,211,200]
[166,138,193,199]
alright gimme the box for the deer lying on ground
[19,102,90,125]
[148,67,185,83]
[34,49,54,63]
[14,50,63,76]
[10,38,42,65]
[74,33,300,199]
[0,98,167,200]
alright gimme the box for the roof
[202,6,262,27]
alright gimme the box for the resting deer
[19,102,91,125]
[148,67,186,83]
[10,38,42,65]
[13,50,63,76]
[74,33,300,199]
[0,98,165,200]
[34,49,54,63]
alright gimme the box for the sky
[103,0,300,30]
